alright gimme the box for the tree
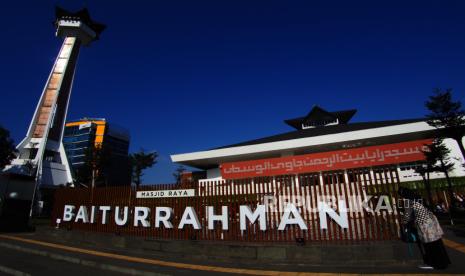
[414,165,433,210]
[130,149,157,187]
[422,139,455,224]
[74,145,111,188]
[425,89,465,161]
[416,140,453,209]
[0,125,16,170]
[173,165,186,184]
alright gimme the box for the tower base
[0,174,34,231]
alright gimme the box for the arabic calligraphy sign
[220,139,432,179]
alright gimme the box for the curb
[34,226,422,268]
[0,240,167,276]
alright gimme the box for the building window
[301,118,339,129]
[399,162,424,171]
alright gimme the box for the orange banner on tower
[220,139,432,179]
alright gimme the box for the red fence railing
[51,166,402,242]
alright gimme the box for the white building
[171,106,465,184]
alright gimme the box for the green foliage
[425,88,465,161]
[0,125,16,170]
[74,145,111,187]
[415,138,454,207]
[173,165,186,184]
[426,88,465,131]
[130,149,158,187]
[421,138,454,174]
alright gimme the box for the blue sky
[1,0,464,184]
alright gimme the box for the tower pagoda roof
[55,6,106,40]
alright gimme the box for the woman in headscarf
[398,187,450,269]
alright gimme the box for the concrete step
[31,226,422,269]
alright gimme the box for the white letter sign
[208,206,228,230]
[134,207,150,227]
[75,206,89,223]
[63,205,75,222]
[278,204,307,230]
[115,206,128,226]
[178,207,201,229]
[318,200,348,229]
[240,205,266,231]
[155,207,173,228]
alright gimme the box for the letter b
[63,205,75,222]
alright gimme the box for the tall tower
[3,7,105,199]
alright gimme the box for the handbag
[401,224,417,243]
[401,207,417,243]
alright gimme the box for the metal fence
[51,166,403,243]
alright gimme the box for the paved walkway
[0,227,465,275]
[443,226,465,254]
